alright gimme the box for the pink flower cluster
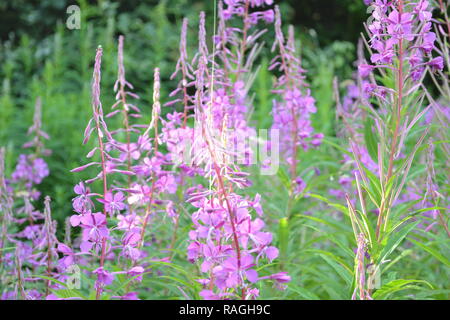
[360,0,443,86]
[270,6,323,191]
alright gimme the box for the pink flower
[156,174,177,194]
[428,57,444,71]
[387,10,413,40]
[117,213,141,230]
[262,10,274,23]
[358,64,375,78]
[80,212,109,243]
[213,255,258,290]
[97,191,126,215]
[93,267,114,286]
[72,182,93,213]
[127,266,145,282]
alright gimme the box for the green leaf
[307,249,353,286]
[287,285,320,300]
[276,166,291,190]
[111,271,153,296]
[322,138,353,157]
[52,288,88,300]
[364,117,378,162]
[408,238,450,267]
[378,221,419,263]
[308,193,348,215]
[356,209,377,253]
[295,213,346,232]
[30,274,69,289]
[372,279,433,300]
[160,275,199,291]
[364,168,382,206]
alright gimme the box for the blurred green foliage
[0,0,361,220]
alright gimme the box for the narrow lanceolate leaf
[408,238,450,267]
[346,194,363,242]
[308,193,348,215]
[287,285,320,300]
[276,166,291,191]
[372,279,433,300]
[364,117,378,162]
[322,138,353,158]
[364,167,382,207]
[313,251,353,286]
[378,221,420,264]
[51,289,88,300]
[392,128,429,204]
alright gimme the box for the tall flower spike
[167,18,196,128]
[139,67,162,249]
[108,35,141,185]
[149,68,161,131]
[70,46,116,300]
[43,196,57,296]
[72,46,114,186]
[23,97,51,156]
[92,46,103,118]
[271,5,322,188]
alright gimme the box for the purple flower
[72,182,93,213]
[93,267,114,286]
[387,10,413,40]
[294,177,306,195]
[127,266,145,282]
[79,212,109,243]
[117,292,139,300]
[155,174,177,194]
[428,56,444,71]
[358,64,375,78]
[213,254,258,290]
[262,10,275,23]
[97,191,126,215]
[121,230,141,261]
[271,6,322,174]
[32,158,49,183]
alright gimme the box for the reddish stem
[377,0,404,240]
[45,230,52,296]
[139,117,159,249]
[202,120,245,299]
[276,23,299,182]
[94,115,109,300]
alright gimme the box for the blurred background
[0,0,367,222]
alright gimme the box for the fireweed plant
[270,6,324,211]
[0,0,449,300]
[334,0,449,299]
[0,99,55,299]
